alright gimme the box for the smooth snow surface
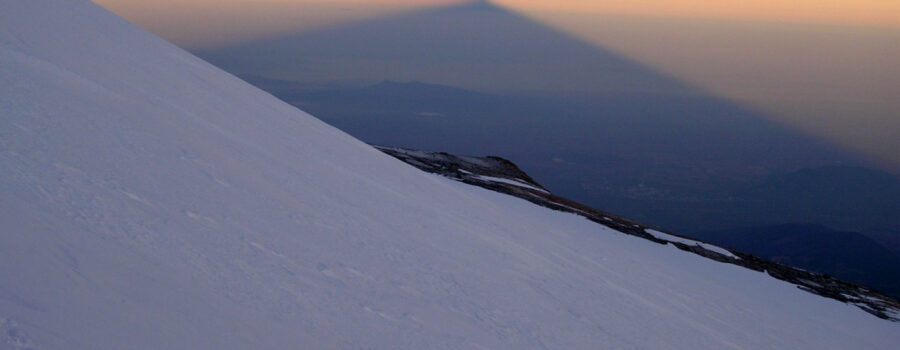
[1,1,898,349]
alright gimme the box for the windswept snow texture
[374,146,900,320]
[1,1,898,349]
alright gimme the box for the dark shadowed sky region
[95,0,900,172]
[199,2,693,95]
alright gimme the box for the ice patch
[646,229,740,259]
[473,175,549,193]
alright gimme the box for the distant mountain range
[621,165,900,253]
[206,0,897,261]
[4,1,899,348]
[243,78,898,251]
[377,146,900,305]
[694,224,900,299]
[198,1,687,94]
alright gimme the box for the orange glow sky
[496,3,900,170]
[496,0,900,28]
[94,1,900,49]
[94,0,900,170]
[94,0,476,48]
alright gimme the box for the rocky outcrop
[377,145,900,321]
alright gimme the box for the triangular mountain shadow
[198,1,695,95]
[198,1,863,211]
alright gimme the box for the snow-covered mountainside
[376,146,900,320]
[1,1,898,349]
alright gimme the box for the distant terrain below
[198,0,898,259]
[245,78,897,243]
[694,224,900,299]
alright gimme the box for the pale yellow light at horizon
[96,0,900,49]
[495,0,900,28]
[94,0,900,171]
[95,0,473,49]
[491,2,900,170]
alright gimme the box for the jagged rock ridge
[377,146,900,321]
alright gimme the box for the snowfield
[1,1,898,349]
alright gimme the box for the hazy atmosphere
[92,0,900,292]
[3,1,900,348]
[96,0,900,170]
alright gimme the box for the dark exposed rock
[376,145,900,321]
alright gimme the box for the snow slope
[1,1,897,349]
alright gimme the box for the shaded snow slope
[376,146,900,320]
[1,1,898,349]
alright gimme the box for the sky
[94,0,900,171]
[95,0,900,47]
[496,0,900,28]
[94,0,473,48]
